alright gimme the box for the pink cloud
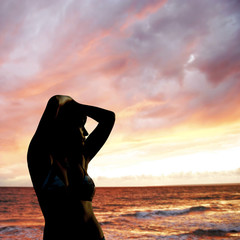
[1,0,240,186]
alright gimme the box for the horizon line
[1,182,239,188]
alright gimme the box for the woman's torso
[27,136,104,240]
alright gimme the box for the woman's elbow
[110,111,115,120]
[107,111,116,126]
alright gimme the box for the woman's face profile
[76,114,88,143]
[79,125,88,142]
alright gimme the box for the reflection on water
[0,185,240,239]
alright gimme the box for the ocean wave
[0,226,20,233]
[123,206,209,219]
[0,225,43,240]
[0,199,10,203]
[193,196,212,200]
[193,227,240,237]
[100,221,113,225]
[146,226,240,239]
[106,203,124,207]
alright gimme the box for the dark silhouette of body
[27,95,115,240]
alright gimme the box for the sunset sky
[1,0,240,187]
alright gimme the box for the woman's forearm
[73,102,115,161]
[53,95,115,126]
[77,103,115,124]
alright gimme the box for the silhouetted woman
[27,95,115,240]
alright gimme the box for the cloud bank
[1,0,240,186]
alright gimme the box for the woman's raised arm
[33,95,115,162]
[73,101,115,162]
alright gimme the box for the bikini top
[41,165,95,201]
[77,174,95,201]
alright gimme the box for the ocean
[0,185,239,239]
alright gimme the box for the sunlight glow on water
[1,185,240,239]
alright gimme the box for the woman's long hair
[50,101,86,164]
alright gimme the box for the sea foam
[123,206,209,219]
